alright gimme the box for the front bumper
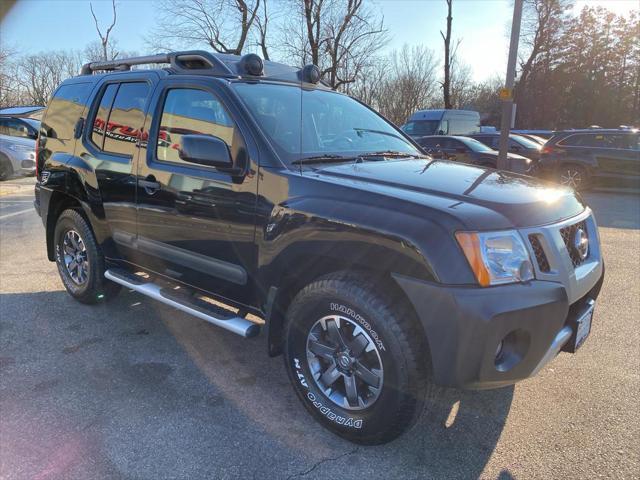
[394,269,604,390]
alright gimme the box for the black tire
[558,164,590,190]
[0,155,13,181]
[54,209,121,304]
[283,272,429,445]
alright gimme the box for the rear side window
[0,118,31,138]
[91,84,118,149]
[42,83,92,140]
[102,83,150,156]
[558,133,628,148]
[448,119,478,135]
[156,88,235,165]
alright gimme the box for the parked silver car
[0,117,39,180]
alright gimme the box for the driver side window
[156,88,235,165]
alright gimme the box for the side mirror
[179,134,234,171]
[510,145,521,152]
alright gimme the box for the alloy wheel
[61,230,89,284]
[306,315,384,410]
[560,168,583,188]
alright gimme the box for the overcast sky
[2,0,638,81]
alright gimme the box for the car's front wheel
[284,272,429,444]
[54,209,120,304]
[0,154,13,181]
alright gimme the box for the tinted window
[0,118,31,138]
[458,136,494,152]
[559,133,622,148]
[511,135,540,149]
[102,83,150,156]
[609,134,639,150]
[448,119,479,135]
[418,137,441,148]
[157,88,235,164]
[403,120,440,136]
[91,84,118,150]
[43,83,92,140]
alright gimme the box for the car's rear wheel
[284,272,430,444]
[0,154,13,181]
[559,164,589,190]
[54,209,120,304]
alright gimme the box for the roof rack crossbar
[80,51,236,77]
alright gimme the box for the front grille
[528,234,550,272]
[560,220,588,267]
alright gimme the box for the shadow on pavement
[0,289,513,479]
[583,191,640,229]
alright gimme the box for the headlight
[455,230,534,286]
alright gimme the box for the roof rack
[80,50,236,77]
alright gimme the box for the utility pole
[497,0,523,171]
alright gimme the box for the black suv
[539,129,640,190]
[34,51,604,445]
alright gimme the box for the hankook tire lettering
[330,302,386,351]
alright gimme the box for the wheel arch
[45,191,91,261]
[263,244,432,366]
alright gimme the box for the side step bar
[105,269,260,338]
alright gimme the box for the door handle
[139,175,160,194]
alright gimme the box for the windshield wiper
[291,154,358,165]
[360,150,429,159]
[352,128,406,141]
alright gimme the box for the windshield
[402,120,440,137]
[233,83,420,164]
[457,136,494,153]
[511,134,542,149]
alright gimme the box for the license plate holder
[564,299,594,353]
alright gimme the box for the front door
[134,80,258,305]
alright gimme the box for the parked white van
[402,109,480,138]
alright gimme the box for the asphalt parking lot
[1,176,638,480]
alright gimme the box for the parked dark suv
[539,129,640,190]
[34,51,604,445]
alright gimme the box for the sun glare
[574,0,639,16]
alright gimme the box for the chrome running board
[105,269,260,338]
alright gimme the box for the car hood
[312,159,586,229]
[0,135,35,148]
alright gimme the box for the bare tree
[90,0,118,61]
[355,45,438,125]
[449,58,473,109]
[282,0,387,90]
[516,0,570,102]
[441,0,453,109]
[254,0,271,60]
[148,0,261,55]
[14,51,81,105]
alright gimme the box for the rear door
[134,78,259,305]
[78,74,156,261]
[592,133,639,188]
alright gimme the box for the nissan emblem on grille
[573,228,589,260]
